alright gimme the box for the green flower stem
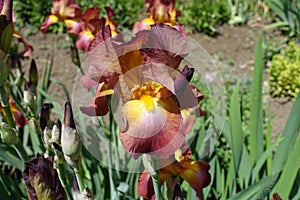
[75,166,85,193]
[69,34,84,75]
[151,172,161,200]
[109,109,121,179]
[57,163,72,199]
[106,141,118,200]
[13,141,29,162]
[0,86,29,161]
[142,155,162,200]
[0,86,15,129]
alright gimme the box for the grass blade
[272,92,300,173]
[249,32,264,165]
[273,136,300,198]
[229,84,243,174]
[0,143,24,171]
[228,173,279,200]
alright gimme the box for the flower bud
[51,119,61,145]
[28,118,41,134]
[0,122,19,145]
[52,142,65,164]
[24,83,34,105]
[43,127,52,150]
[29,59,38,89]
[39,103,53,131]
[61,102,82,169]
[23,154,66,200]
[142,154,157,177]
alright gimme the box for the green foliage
[228,0,250,25]
[265,0,300,38]
[176,0,230,35]
[204,33,300,200]
[268,41,300,99]
[13,0,53,33]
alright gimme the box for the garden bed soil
[21,24,292,137]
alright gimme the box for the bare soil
[21,24,292,136]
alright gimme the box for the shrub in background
[268,41,300,99]
[176,0,230,35]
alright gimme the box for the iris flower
[80,24,203,159]
[137,149,211,200]
[23,154,66,200]
[133,0,186,35]
[41,0,119,51]
[41,0,82,34]
[0,98,27,127]
[76,6,119,51]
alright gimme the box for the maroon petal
[23,154,66,200]
[87,26,120,82]
[137,171,155,200]
[180,161,211,200]
[140,24,188,69]
[80,83,112,116]
[80,95,109,116]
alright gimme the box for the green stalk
[106,141,118,200]
[109,109,120,179]
[74,166,85,192]
[13,141,29,162]
[151,172,161,200]
[142,155,162,199]
[0,86,15,128]
[0,86,29,161]
[70,34,84,75]
[57,163,72,199]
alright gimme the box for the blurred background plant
[265,0,300,38]
[268,41,300,99]
[176,0,230,35]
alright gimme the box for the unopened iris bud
[61,102,82,169]
[39,103,53,131]
[43,127,52,150]
[51,119,61,145]
[52,142,65,164]
[0,122,19,145]
[29,59,38,89]
[28,118,41,135]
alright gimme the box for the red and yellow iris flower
[133,0,186,35]
[41,0,119,51]
[0,98,27,127]
[138,149,211,200]
[80,24,203,159]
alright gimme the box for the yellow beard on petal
[140,95,155,111]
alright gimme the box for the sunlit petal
[180,161,211,200]
[41,15,59,33]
